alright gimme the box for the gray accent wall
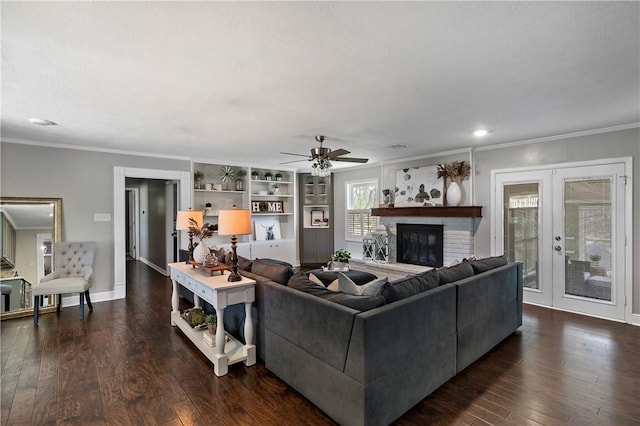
[0,142,190,295]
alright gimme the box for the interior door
[551,164,626,321]
[495,162,627,321]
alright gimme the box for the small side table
[169,262,256,376]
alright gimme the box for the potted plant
[589,254,602,266]
[271,182,280,194]
[194,170,204,189]
[382,188,392,205]
[205,313,217,334]
[331,249,351,270]
[275,172,283,181]
[251,170,259,180]
[264,172,273,181]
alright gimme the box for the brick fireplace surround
[351,207,482,280]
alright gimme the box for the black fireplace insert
[396,223,444,268]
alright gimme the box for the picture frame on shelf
[311,210,325,226]
[253,218,281,241]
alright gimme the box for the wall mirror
[1,197,62,320]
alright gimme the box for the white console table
[168,262,256,376]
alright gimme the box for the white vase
[193,241,209,264]
[446,182,462,207]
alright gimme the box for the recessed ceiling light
[29,118,56,126]
[473,129,489,137]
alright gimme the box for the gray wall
[334,127,639,315]
[0,142,190,295]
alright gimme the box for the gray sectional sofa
[218,256,523,426]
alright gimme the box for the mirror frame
[0,197,62,320]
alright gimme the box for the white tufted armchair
[33,242,96,325]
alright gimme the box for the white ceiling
[2,1,639,170]
[0,203,53,229]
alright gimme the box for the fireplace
[396,224,444,268]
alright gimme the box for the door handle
[554,245,562,252]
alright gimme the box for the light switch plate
[94,213,111,222]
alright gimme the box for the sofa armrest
[263,281,359,372]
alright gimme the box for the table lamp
[218,206,252,282]
[176,208,203,264]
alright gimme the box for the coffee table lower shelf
[171,311,253,376]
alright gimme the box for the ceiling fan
[280,135,369,165]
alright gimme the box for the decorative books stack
[203,330,230,347]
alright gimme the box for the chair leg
[57,294,62,312]
[33,295,40,325]
[85,290,93,311]
[79,292,85,320]
[3,293,9,312]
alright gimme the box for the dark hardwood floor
[2,261,639,425]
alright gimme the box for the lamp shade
[176,210,203,230]
[218,208,252,236]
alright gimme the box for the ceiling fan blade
[331,157,369,163]
[327,148,350,158]
[280,152,310,157]
[279,158,311,164]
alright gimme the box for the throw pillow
[308,272,338,291]
[382,270,440,303]
[237,256,253,272]
[287,273,385,311]
[338,272,387,297]
[251,259,293,284]
[437,262,474,284]
[211,248,227,264]
[469,255,508,274]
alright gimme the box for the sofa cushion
[382,270,440,303]
[469,255,509,274]
[237,256,253,272]
[251,259,293,284]
[211,247,228,264]
[437,262,475,284]
[287,273,385,311]
[337,272,387,296]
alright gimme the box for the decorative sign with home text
[251,201,284,214]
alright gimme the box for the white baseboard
[631,313,640,326]
[138,257,168,275]
[60,284,126,308]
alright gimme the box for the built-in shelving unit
[192,162,297,265]
[299,173,333,265]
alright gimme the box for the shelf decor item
[275,173,283,181]
[251,170,259,180]
[235,169,247,191]
[219,166,235,191]
[194,171,204,189]
[437,161,471,207]
[218,206,252,282]
[176,208,204,263]
[264,172,273,181]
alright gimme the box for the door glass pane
[564,178,612,301]
[503,183,539,289]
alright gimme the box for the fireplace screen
[396,224,444,267]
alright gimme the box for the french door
[494,161,628,321]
